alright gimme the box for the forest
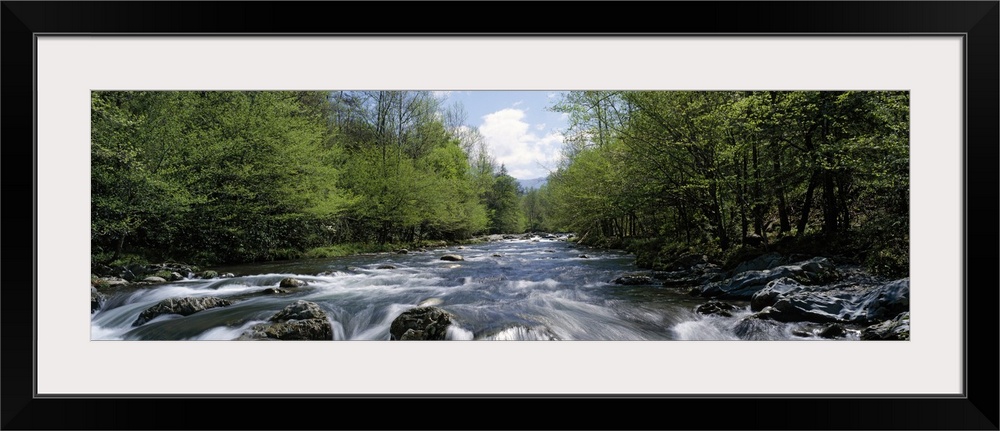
[92,90,909,277]
[537,91,910,277]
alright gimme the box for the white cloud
[479,108,564,180]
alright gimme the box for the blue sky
[434,91,569,180]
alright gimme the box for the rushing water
[92,236,812,341]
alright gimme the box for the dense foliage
[92,91,518,265]
[541,91,910,276]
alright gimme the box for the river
[91,235,818,341]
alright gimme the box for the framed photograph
[5,2,997,429]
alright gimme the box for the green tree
[486,165,525,234]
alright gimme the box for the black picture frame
[3,1,997,430]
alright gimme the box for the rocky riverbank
[611,251,910,340]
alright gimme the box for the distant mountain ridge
[517,177,548,191]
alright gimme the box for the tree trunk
[740,155,749,242]
[837,173,852,231]
[774,155,791,234]
[797,169,821,236]
[822,157,838,234]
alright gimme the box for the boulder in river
[440,254,464,262]
[261,287,288,295]
[818,323,847,339]
[133,296,233,326]
[237,300,333,341]
[696,301,741,317]
[91,286,106,313]
[197,270,219,279]
[279,277,308,288]
[732,313,786,340]
[389,306,454,340]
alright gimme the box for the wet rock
[243,320,332,341]
[819,323,847,339]
[389,306,454,340]
[90,286,106,313]
[858,278,910,322]
[142,276,167,283]
[377,264,397,270]
[762,278,909,324]
[578,255,590,259]
[92,277,129,288]
[440,254,464,262]
[692,257,838,300]
[768,292,848,323]
[270,300,327,321]
[861,312,910,340]
[135,263,199,280]
[279,277,307,288]
[149,270,185,281]
[133,297,233,326]
[261,288,287,295]
[396,249,409,254]
[732,314,785,340]
[750,278,804,311]
[197,270,219,279]
[696,301,741,317]
[237,300,333,341]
